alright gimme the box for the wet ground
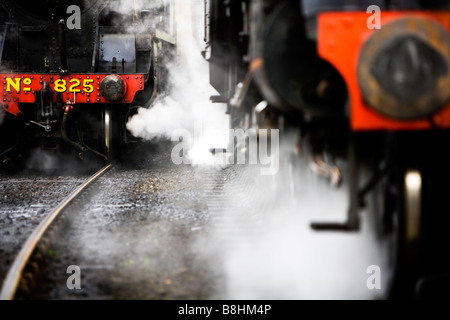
[0,171,90,282]
[1,139,397,300]
[28,142,224,299]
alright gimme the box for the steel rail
[0,164,112,300]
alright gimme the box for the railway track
[1,142,395,300]
[0,164,112,300]
[0,144,218,300]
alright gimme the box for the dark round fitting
[357,17,450,120]
[99,75,126,102]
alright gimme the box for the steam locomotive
[0,0,176,164]
[205,0,450,298]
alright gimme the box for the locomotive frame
[204,0,450,299]
[0,0,176,164]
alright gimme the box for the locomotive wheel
[103,108,113,160]
[387,131,450,299]
[102,106,124,162]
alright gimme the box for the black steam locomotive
[205,0,450,298]
[0,0,176,163]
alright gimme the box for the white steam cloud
[200,154,397,299]
[126,0,396,300]
[126,0,229,164]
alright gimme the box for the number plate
[1,74,144,116]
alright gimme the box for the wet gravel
[29,142,228,299]
[0,172,91,283]
[2,139,395,300]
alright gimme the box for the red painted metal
[317,12,450,131]
[0,73,144,117]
